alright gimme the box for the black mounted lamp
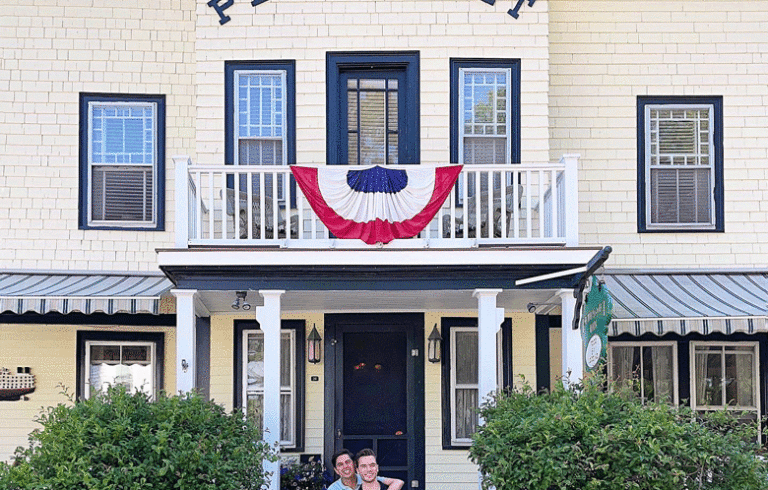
[307,325,322,364]
[427,324,442,363]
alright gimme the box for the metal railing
[173,157,579,249]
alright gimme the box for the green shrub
[469,376,768,490]
[0,386,276,490]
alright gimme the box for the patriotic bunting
[291,165,463,244]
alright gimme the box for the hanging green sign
[581,276,613,373]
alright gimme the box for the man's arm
[379,477,404,490]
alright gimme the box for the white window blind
[88,103,157,226]
[645,105,715,228]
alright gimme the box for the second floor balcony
[172,156,580,249]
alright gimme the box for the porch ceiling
[193,288,565,314]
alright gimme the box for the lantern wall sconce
[427,324,442,363]
[307,325,322,364]
[231,291,251,310]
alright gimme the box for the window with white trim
[235,70,287,166]
[85,341,156,399]
[80,94,164,229]
[242,329,296,448]
[690,342,759,421]
[450,326,478,445]
[459,68,511,166]
[608,342,678,405]
[637,96,723,232]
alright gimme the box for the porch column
[561,154,580,247]
[473,289,505,406]
[558,289,582,386]
[256,290,285,490]
[171,289,197,393]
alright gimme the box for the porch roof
[605,271,768,336]
[0,271,174,315]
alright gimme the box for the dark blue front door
[325,314,424,490]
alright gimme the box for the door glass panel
[343,332,407,436]
[346,76,400,165]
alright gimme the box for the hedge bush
[0,386,276,490]
[470,376,768,490]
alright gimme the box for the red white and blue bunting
[291,165,463,245]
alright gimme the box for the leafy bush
[0,386,276,490]
[280,457,332,490]
[470,376,768,490]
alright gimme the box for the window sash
[87,101,157,227]
[644,104,715,229]
[450,327,479,445]
[607,341,678,405]
[234,70,288,166]
[84,340,155,399]
[690,342,759,413]
[458,67,511,166]
[242,329,296,448]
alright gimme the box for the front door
[325,314,424,490]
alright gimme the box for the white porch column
[171,289,197,393]
[473,289,505,406]
[561,154,580,247]
[256,290,285,490]
[558,289,583,386]
[173,155,191,248]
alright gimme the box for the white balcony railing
[173,157,579,249]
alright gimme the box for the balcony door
[327,52,420,166]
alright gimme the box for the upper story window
[79,93,165,230]
[608,341,678,405]
[327,52,420,165]
[225,61,295,167]
[450,59,520,166]
[637,96,724,232]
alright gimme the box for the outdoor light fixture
[231,291,251,310]
[307,325,322,364]
[427,324,442,363]
[527,302,560,314]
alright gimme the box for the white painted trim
[172,289,197,393]
[607,341,679,405]
[157,247,603,268]
[558,289,582,385]
[450,326,478,447]
[689,342,760,414]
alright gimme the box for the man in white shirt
[327,449,403,490]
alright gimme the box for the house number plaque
[208,0,536,25]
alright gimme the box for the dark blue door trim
[326,52,420,165]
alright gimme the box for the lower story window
[691,342,759,420]
[242,329,296,448]
[77,331,164,400]
[450,326,478,445]
[608,342,678,404]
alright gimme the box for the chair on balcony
[441,184,524,238]
[225,189,299,239]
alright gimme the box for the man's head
[355,448,378,484]
[332,449,356,480]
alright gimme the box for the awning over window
[0,272,174,315]
[605,272,768,336]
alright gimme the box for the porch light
[307,325,322,364]
[231,291,251,310]
[427,324,442,363]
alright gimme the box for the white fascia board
[156,247,604,268]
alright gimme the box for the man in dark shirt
[355,448,388,490]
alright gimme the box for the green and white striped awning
[605,272,768,336]
[0,272,174,315]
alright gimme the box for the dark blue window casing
[450,59,521,165]
[224,60,296,167]
[637,95,724,233]
[78,93,165,231]
[327,52,420,165]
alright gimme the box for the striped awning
[0,272,175,315]
[605,272,768,336]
